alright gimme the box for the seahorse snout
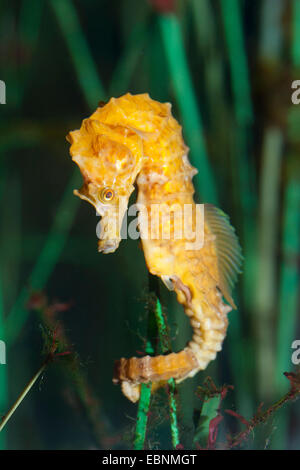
[98,238,120,254]
[96,212,123,253]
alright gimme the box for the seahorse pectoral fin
[204,204,243,309]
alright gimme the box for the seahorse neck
[136,154,196,206]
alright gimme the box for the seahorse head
[67,114,145,253]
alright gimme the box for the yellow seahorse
[67,93,242,403]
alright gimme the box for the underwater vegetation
[0,0,299,450]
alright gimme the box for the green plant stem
[133,320,154,450]
[154,298,180,448]
[51,0,105,107]
[134,281,180,449]
[272,178,300,449]
[193,396,220,447]
[257,0,287,448]
[134,276,156,451]
[134,382,152,450]
[20,0,44,48]
[219,0,253,124]
[260,0,284,61]
[149,20,169,102]
[167,379,180,448]
[271,1,300,449]
[211,0,254,418]
[255,128,283,401]
[17,0,44,106]
[191,0,228,191]
[219,0,256,312]
[0,361,47,433]
[109,20,149,97]
[292,0,300,67]
[158,13,217,204]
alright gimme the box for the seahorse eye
[99,187,115,203]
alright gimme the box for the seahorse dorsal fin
[204,204,243,309]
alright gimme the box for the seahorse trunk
[112,132,232,402]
